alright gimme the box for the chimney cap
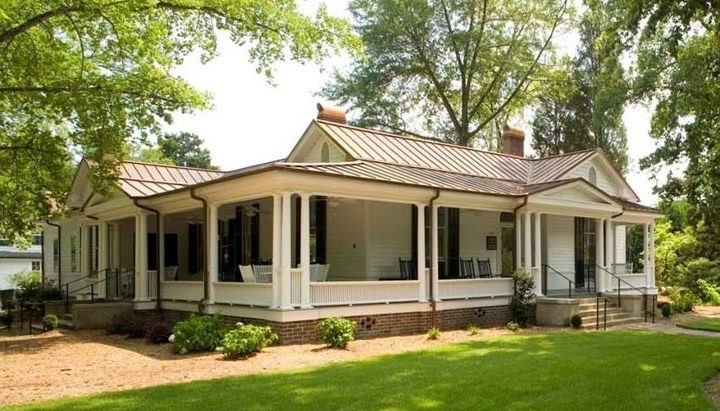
[502,124,525,139]
[316,102,347,124]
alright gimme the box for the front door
[574,218,596,291]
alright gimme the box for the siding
[0,260,37,290]
[459,210,500,275]
[565,157,620,197]
[544,215,575,290]
[301,135,348,163]
[614,225,626,265]
[366,201,412,279]
[326,199,366,280]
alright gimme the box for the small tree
[510,269,536,326]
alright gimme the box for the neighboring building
[42,105,662,341]
[0,235,42,290]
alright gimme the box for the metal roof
[118,162,224,198]
[0,250,41,259]
[315,120,597,184]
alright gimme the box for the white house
[0,235,42,291]
[42,105,662,341]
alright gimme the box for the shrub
[570,314,582,329]
[0,310,13,329]
[426,327,441,340]
[316,317,356,348]
[696,279,720,305]
[107,311,137,335]
[221,322,278,359]
[466,324,481,335]
[510,269,535,326]
[42,314,59,330]
[677,258,720,295]
[669,288,700,313]
[145,321,172,344]
[661,303,672,318]
[506,321,519,332]
[171,314,229,355]
[11,271,63,301]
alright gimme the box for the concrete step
[580,312,638,322]
[58,319,75,330]
[578,307,624,316]
[62,313,73,321]
[581,316,645,329]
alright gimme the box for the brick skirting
[136,304,512,345]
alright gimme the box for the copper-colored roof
[613,197,663,214]
[118,161,224,198]
[315,120,596,184]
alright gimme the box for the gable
[286,122,353,163]
[561,154,638,201]
[536,184,615,205]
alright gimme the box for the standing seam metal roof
[117,162,224,198]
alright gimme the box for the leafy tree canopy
[531,0,629,173]
[158,132,216,169]
[322,0,569,148]
[0,0,358,243]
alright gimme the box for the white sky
[164,1,661,205]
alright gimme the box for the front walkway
[616,305,720,338]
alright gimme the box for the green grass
[678,318,720,333]
[10,331,720,411]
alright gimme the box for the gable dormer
[561,151,639,202]
[286,104,354,164]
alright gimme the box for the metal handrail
[64,268,114,313]
[64,268,135,313]
[596,295,609,331]
[596,265,655,323]
[542,264,575,298]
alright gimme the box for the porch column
[596,218,604,292]
[605,219,614,291]
[271,194,282,309]
[416,204,427,302]
[134,212,148,300]
[98,221,109,298]
[523,212,531,274]
[431,204,440,302]
[207,204,218,305]
[533,213,542,295]
[648,222,656,291]
[80,224,91,277]
[515,212,522,271]
[299,193,312,308]
[280,192,293,310]
[643,222,650,290]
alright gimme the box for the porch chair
[476,258,493,278]
[459,258,476,278]
[163,266,178,281]
[398,258,417,280]
[252,265,273,283]
[310,264,330,282]
[239,265,256,283]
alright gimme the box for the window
[588,167,597,185]
[70,235,78,272]
[33,235,42,246]
[32,261,41,271]
[320,142,330,162]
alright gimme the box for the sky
[165,1,661,205]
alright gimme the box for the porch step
[59,313,75,330]
[580,316,645,329]
[577,307,624,316]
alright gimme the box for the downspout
[46,220,62,286]
[133,199,162,311]
[428,189,441,327]
[189,188,209,314]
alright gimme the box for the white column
[515,212,522,272]
[523,212,531,274]
[207,204,218,305]
[533,213,542,295]
[272,194,282,309]
[134,212,148,300]
[643,222,650,289]
[595,218,604,292]
[416,204,427,302]
[431,204,440,302]
[605,219,614,291]
[299,193,311,308]
[648,222,656,290]
[280,192,293,310]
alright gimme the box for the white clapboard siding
[565,157,621,197]
[366,201,412,279]
[326,199,367,281]
[614,225,627,266]
[310,280,419,306]
[544,214,575,290]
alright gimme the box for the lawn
[11,331,720,411]
[678,318,720,333]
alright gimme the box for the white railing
[290,268,302,306]
[612,274,648,293]
[147,270,157,299]
[213,282,272,306]
[161,281,203,301]
[310,280,420,306]
[438,278,513,300]
[612,263,634,275]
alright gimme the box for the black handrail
[543,264,575,298]
[64,268,114,313]
[64,268,136,313]
[596,265,655,323]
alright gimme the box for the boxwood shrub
[221,322,278,360]
[170,314,229,354]
[316,316,356,348]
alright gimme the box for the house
[0,235,42,291]
[41,105,661,341]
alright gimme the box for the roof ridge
[122,160,225,173]
[528,148,598,162]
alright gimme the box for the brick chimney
[502,125,525,157]
[316,102,347,124]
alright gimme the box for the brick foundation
[136,304,512,345]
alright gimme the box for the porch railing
[596,265,655,323]
[310,280,419,306]
[542,264,575,298]
[291,268,302,306]
[161,280,203,302]
[214,282,272,306]
[438,278,513,300]
[64,268,135,313]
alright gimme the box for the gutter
[428,189,441,327]
[189,188,210,314]
[133,199,162,311]
[45,220,62,286]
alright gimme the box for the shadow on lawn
[20,331,720,411]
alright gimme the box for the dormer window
[588,167,597,185]
[321,142,330,163]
